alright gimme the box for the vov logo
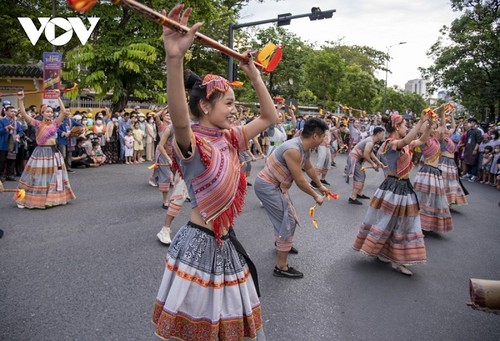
[18,17,99,46]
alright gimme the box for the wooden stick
[112,0,264,69]
[240,155,265,166]
[1,188,21,193]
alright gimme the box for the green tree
[338,64,378,113]
[62,0,254,111]
[421,0,500,121]
[0,0,76,63]
[304,49,346,110]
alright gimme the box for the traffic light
[309,7,335,20]
[277,13,291,27]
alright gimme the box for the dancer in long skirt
[15,90,75,209]
[412,118,453,233]
[353,113,429,276]
[437,109,468,205]
[155,122,174,208]
[255,118,329,279]
[346,127,386,205]
[152,5,277,339]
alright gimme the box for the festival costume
[413,137,453,232]
[16,120,75,209]
[438,135,468,205]
[315,131,331,178]
[153,124,264,340]
[165,172,188,218]
[346,137,373,190]
[353,138,426,264]
[156,126,174,193]
[254,137,309,252]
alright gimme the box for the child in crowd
[90,141,106,166]
[132,121,144,163]
[359,125,368,139]
[124,128,134,164]
[491,145,500,187]
[479,145,493,183]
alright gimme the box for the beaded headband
[202,74,230,100]
[390,114,403,126]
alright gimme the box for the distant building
[404,79,427,97]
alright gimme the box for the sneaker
[348,198,363,205]
[377,255,391,263]
[273,266,304,279]
[17,203,25,209]
[391,263,413,276]
[247,182,253,186]
[357,194,370,199]
[184,197,191,203]
[460,173,470,179]
[157,226,172,245]
[162,203,169,210]
[467,176,477,182]
[310,180,319,189]
[331,161,337,167]
[148,180,158,187]
[67,169,75,173]
[320,179,331,186]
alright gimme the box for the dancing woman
[353,113,429,276]
[16,90,76,209]
[412,116,453,232]
[437,109,468,205]
[152,4,277,340]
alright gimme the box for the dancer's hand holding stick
[308,190,340,228]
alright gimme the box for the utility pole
[383,42,406,113]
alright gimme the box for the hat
[73,114,82,120]
[2,100,11,106]
[138,112,145,117]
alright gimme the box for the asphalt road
[1,153,499,341]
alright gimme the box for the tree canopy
[421,0,500,121]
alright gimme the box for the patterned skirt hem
[353,247,427,265]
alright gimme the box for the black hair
[491,130,499,140]
[386,115,405,134]
[123,112,130,117]
[484,145,493,153]
[4,105,15,111]
[468,118,478,124]
[184,70,225,119]
[373,127,385,135]
[126,128,132,133]
[301,117,329,138]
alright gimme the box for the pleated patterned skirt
[438,156,468,205]
[16,145,75,209]
[414,164,453,232]
[153,222,265,340]
[353,176,426,264]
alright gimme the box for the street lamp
[383,41,406,114]
[227,7,336,81]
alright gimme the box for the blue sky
[241,0,461,88]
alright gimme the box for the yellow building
[0,63,43,108]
